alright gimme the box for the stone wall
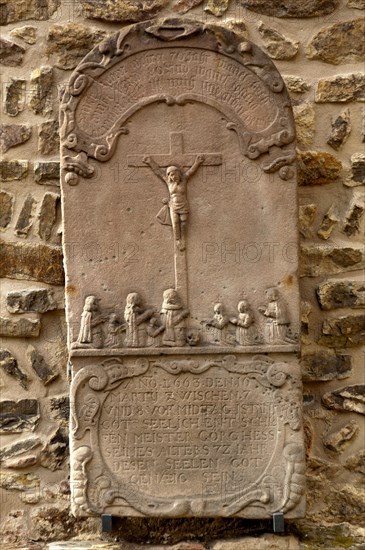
[0,0,364,548]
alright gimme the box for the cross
[127,132,222,169]
[127,132,222,308]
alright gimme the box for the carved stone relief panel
[60,19,305,518]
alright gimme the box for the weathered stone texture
[0,472,40,493]
[48,395,70,427]
[0,191,14,229]
[34,161,60,184]
[283,76,310,94]
[10,26,37,45]
[37,120,59,155]
[239,0,338,17]
[301,351,352,381]
[345,451,365,475]
[300,246,365,277]
[38,192,59,241]
[0,437,42,462]
[80,0,169,22]
[0,37,25,66]
[40,428,68,471]
[3,455,38,469]
[211,535,300,549]
[322,384,365,414]
[14,194,36,238]
[205,0,229,16]
[6,289,57,314]
[27,345,58,385]
[0,399,39,434]
[293,103,315,147]
[46,23,108,70]
[317,204,340,240]
[315,73,365,103]
[0,0,60,24]
[258,23,298,60]
[0,124,32,153]
[317,280,365,310]
[343,192,365,236]
[345,153,365,187]
[0,317,41,338]
[3,78,26,117]
[307,18,365,64]
[0,242,64,285]
[348,0,365,6]
[299,203,317,238]
[173,0,204,13]
[319,314,365,347]
[327,109,351,150]
[29,67,53,116]
[297,151,342,186]
[324,421,359,452]
[0,160,28,181]
[0,349,29,389]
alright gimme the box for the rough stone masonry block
[327,109,351,150]
[317,280,365,310]
[306,18,365,65]
[0,317,41,338]
[0,241,64,285]
[315,73,365,103]
[0,37,25,66]
[239,0,338,17]
[0,124,32,153]
[79,0,169,22]
[301,351,352,381]
[14,193,36,238]
[0,399,40,434]
[0,0,61,25]
[0,348,29,389]
[10,26,38,45]
[3,78,26,117]
[61,19,305,520]
[0,160,28,181]
[34,161,60,184]
[38,120,59,155]
[38,192,59,241]
[0,191,14,229]
[29,67,54,116]
[345,153,365,187]
[6,288,58,314]
[46,23,108,70]
[27,345,58,385]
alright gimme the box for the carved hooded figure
[124,292,154,347]
[230,299,258,345]
[206,302,230,344]
[259,287,290,343]
[77,295,104,348]
[160,288,189,347]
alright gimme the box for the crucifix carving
[128,132,222,305]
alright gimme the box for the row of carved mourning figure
[73,286,297,350]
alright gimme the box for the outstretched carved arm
[143,156,166,182]
[185,154,205,179]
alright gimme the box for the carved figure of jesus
[143,155,205,251]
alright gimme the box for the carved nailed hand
[197,154,205,163]
[143,156,151,164]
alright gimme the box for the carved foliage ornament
[60,19,296,186]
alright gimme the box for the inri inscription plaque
[61,19,305,518]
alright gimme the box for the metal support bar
[101,514,113,533]
[272,511,285,533]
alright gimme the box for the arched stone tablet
[61,19,305,519]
